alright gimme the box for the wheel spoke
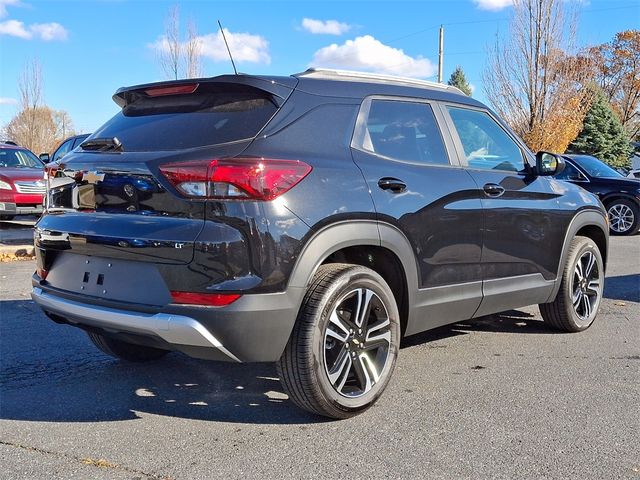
[327,310,350,343]
[352,353,377,392]
[581,294,591,319]
[584,252,595,279]
[354,288,375,329]
[366,318,390,337]
[586,279,600,296]
[572,288,582,307]
[574,260,584,282]
[327,347,352,393]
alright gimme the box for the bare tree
[53,110,76,140]
[483,0,593,152]
[5,59,76,153]
[158,5,182,80]
[185,19,202,78]
[17,59,44,150]
[156,5,203,80]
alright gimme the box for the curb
[0,244,35,257]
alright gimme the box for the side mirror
[535,151,565,176]
[39,153,50,163]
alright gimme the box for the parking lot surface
[1,236,638,479]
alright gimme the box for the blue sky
[1,0,638,135]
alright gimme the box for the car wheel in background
[606,199,639,236]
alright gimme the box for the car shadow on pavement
[1,299,328,425]
[401,309,551,348]
[0,302,556,426]
[604,274,640,302]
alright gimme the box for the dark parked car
[0,143,45,220]
[558,154,640,236]
[32,69,609,418]
[40,133,91,164]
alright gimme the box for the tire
[606,199,639,236]
[539,236,604,332]
[277,263,401,419]
[87,332,169,362]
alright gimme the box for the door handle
[378,177,407,193]
[483,183,505,197]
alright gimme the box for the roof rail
[294,68,464,94]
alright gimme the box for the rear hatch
[37,76,296,271]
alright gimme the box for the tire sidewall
[309,268,400,414]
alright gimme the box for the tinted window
[52,139,74,162]
[555,161,587,181]
[571,155,622,178]
[90,84,278,151]
[0,148,42,168]
[360,100,449,165]
[447,106,524,172]
[72,135,90,149]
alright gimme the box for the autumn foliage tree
[483,0,593,153]
[590,30,640,140]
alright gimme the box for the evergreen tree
[447,66,472,96]
[570,89,632,169]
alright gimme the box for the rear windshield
[90,83,278,151]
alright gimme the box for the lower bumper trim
[31,287,241,362]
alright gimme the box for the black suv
[558,154,640,236]
[32,69,608,419]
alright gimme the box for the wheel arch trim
[546,209,609,303]
[287,220,419,293]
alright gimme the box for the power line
[385,3,638,45]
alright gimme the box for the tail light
[159,157,312,201]
[36,267,49,280]
[170,291,241,306]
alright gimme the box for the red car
[0,143,46,220]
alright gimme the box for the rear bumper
[31,283,304,363]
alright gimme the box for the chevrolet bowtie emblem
[83,171,105,184]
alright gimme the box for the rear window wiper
[80,137,124,152]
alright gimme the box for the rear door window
[90,84,278,151]
[355,99,450,165]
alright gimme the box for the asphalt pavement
[0,236,638,479]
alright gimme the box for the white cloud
[0,18,29,38]
[0,18,68,41]
[310,35,436,78]
[30,22,68,41]
[473,0,513,10]
[0,0,21,19]
[301,18,351,35]
[150,28,270,65]
[0,97,18,105]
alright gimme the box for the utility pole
[438,25,444,83]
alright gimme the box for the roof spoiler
[112,74,299,108]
